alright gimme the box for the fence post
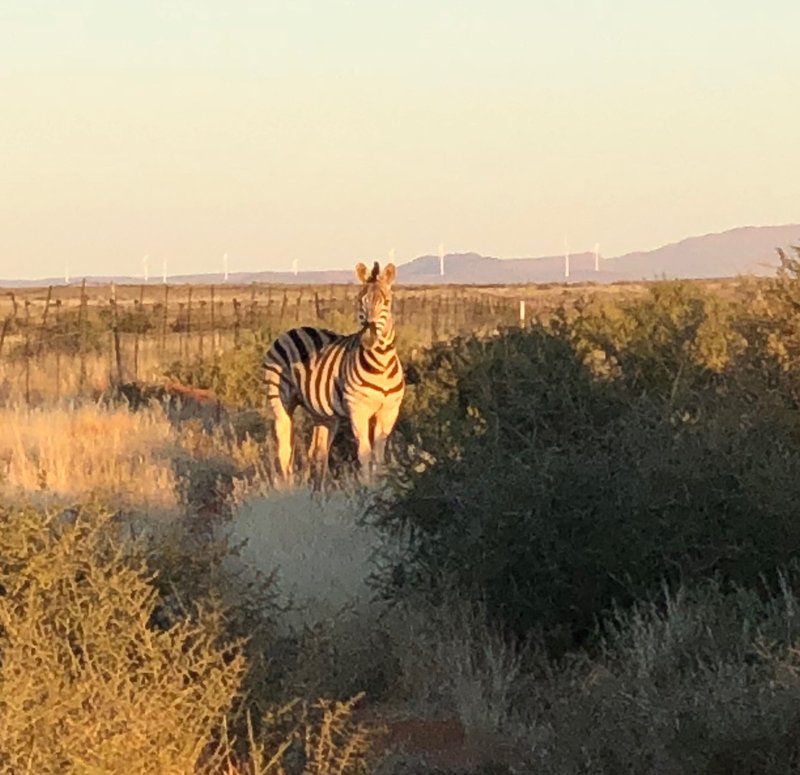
[209,285,216,351]
[54,299,62,401]
[110,282,123,386]
[233,298,241,348]
[24,299,31,405]
[133,284,144,381]
[279,291,288,326]
[37,285,53,355]
[78,279,87,393]
[186,286,193,359]
[161,283,170,358]
[519,299,526,326]
[177,303,185,359]
[198,300,206,358]
[0,315,10,358]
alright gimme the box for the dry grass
[0,402,180,512]
[225,489,379,627]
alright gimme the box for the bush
[372,281,800,650]
[517,576,800,774]
[0,502,244,773]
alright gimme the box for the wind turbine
[223,253,229,283]
[438,242,445,277]
[142,254,149,283]
[64,260,70,285]
[594,243,601,273]
[162,257,168,284]
[291,258,299,276]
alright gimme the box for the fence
[0,280,572,405]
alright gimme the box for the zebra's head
[355,261,396,341]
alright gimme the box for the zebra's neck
[359,314,396,365]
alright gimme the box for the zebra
[263,261,404,486]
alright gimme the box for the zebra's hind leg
[308,421,337,491]
[270,397,295,487]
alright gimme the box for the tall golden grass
[0,402,179,511]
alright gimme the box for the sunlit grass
[0,402,179,512]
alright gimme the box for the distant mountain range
[2,224,798,288]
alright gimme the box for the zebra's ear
[381,263,397,286]
[355,263,370,283]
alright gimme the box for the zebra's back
[263,325,353,419]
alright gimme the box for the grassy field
[0,276,750,405]
[6,266,800,772]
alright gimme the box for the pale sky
[1,1,799,279]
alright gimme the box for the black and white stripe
[263,261,404,483]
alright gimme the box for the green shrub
[517,576,800,774]
[164,330,275,409]
[372,281,800,650]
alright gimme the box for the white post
[142,254,149,283]
[223,253,229,283]
[64,261,70,285]
[438,242,445,276]
[292,258,298,276]
[594,242,600,273]
[162,257,167,284]
[519,299,526,325]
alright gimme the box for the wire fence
[0,280,555,405]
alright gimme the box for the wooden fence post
[186,286,193,359]
[161,283,170,358]
[209,285,216,351]
[110,283,123,386]
[54,300,62,401]
[198,300,206,358]
[233,298,241,348]
[78,279,87,393]
[24,299,31,405]
[37,285,53,355]
[279,291,288,326]
[133,285,144,381]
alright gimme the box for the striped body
[264,260,404,485]
[263,324,404,421]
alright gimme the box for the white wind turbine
[142,254,149,283]
[438,242,445,276]
[223,253,229,283]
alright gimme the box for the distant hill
[3,224,798,287]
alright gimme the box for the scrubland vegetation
[4,251,800,771]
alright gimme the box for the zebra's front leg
[372,402,401,476]
[270,398,295,487]
[349,407,374,484]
